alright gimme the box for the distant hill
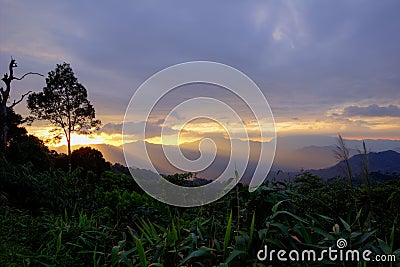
[274,145,359,171]
[310,150,400,180]
[50,138,400,183]
[275,135,400,152]
[51,144,125,164]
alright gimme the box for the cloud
[98,123,124,134]
[343,104,400,117]
[2,0,400,141]
[99,121,176,138]
[272,27,284,41]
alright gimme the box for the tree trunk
[0,64,11,152]
[1,58,42,152]
[67,135,72,173]
[0,103,7,152]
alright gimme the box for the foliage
[163,172,211,187]
[7,134,51,172]
[1,156,399,266]
[2,107,28,144]
[71,146,111,175]
[27,62,100,170]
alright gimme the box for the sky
[1,0,400,149]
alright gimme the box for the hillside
[51,144,125,164]
[310,150,400,180]
[51,139,400,182]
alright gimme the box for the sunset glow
[27,114,400,149]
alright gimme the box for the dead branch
[14,72,44,80]
[10,90,32,108]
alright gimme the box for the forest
[0,59,399,266]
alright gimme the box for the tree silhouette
[71,147,110,176]
[0,57,43,151]
[27,63,100,172]
[7,134,51,172]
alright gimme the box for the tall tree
[27,63,101,172]
[0,57,43,151]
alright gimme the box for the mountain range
[310,150,400,180]
[51,135,400,182]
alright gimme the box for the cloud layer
[343,104,400,118]
[1,1,399,140]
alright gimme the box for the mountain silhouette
[310,150,400,179]
[51,139,400,183]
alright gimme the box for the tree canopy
[27,63,100,171]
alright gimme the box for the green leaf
[214,238,221,251]
[135,237,147,267]
[377,238,391,254]
[311,227,335,241]
[387,191,397,202]
[222,178,235,193]
[56,231,62,255]
[234,169,239,180]
[389,224,395,252]
[271,200,288,214]
[272,210,308,224]
[248,212,256,250]
[350,231,362,240]
[223,210,233,259]
[111,246,120,265]
[339,217,351,232]
[120,251,134,267]
[315,214,334,223]
[298,222,311,244]
[224,249,246,264]
[270,222,289,235]
[352,230,377,246]
[180,247,215,265]
[352,208,363,227]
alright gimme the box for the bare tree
[334,134,353,187]
[0,57,43,151]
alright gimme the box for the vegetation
[0,148,399,266]
[27,62,101,172]
[0,58,43,151]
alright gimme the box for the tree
[4,107,28,144]
[71,147,110,176]
[7,134,51,172]
[0,57,43,151]
[27,63,101,172]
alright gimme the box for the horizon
[46,133,400,149]
[49,136,400,175]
